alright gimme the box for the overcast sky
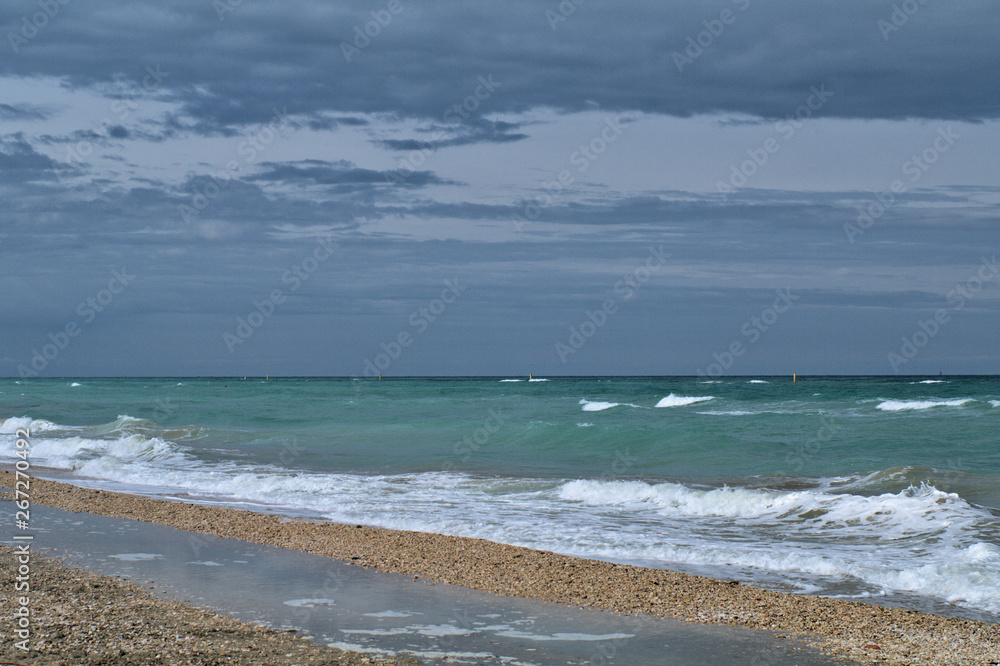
[2,0,998,377]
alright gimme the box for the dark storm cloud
[375,119,529,151]
[0,132,61,182]
[2,0,996,133]
[250,159,454,189]
[0,102,50,120]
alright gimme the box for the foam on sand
[283,598,336,608]
[110,553,163,561]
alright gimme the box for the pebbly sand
[4,470,1000,665]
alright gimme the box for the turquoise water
[3,376,999,619]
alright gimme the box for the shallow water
[3,505,850,665]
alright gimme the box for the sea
[3,376,999,621]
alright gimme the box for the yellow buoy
[793,373,796,384]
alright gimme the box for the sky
[2,0,998,377]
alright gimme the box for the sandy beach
[4,470,1000,665]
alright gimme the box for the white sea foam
[0,417,33,434]
[990,400,1000,408]
[916,380,947,384]
[578,399,637,412]
[499,379,523,382]
[528,378,549,382]
[654,394,714,408]
[70,382,81,387]
[748,380,769,384]
[580,401,617,411]
[697,410,755,416]
[0,416,193,470]
[876,398,973,411]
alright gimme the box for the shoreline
[5,470,1000,665]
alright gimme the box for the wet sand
[0,543,414,665]
[4,470,1000,665]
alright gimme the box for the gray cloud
[2,0,998,376]
[2,0,996,134]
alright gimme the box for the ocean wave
[0,415,192,469]
[557,478,991,542]
[499,379,523,382]
[748,380,769,384]
[29,434,186,469]
[990,400,1000,408]
[654,394,714,408]
[1,416,67,434]
[15,448,1000,616]
[876,398,974,411]
[915,380,947,384]
[0,417,33,434]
